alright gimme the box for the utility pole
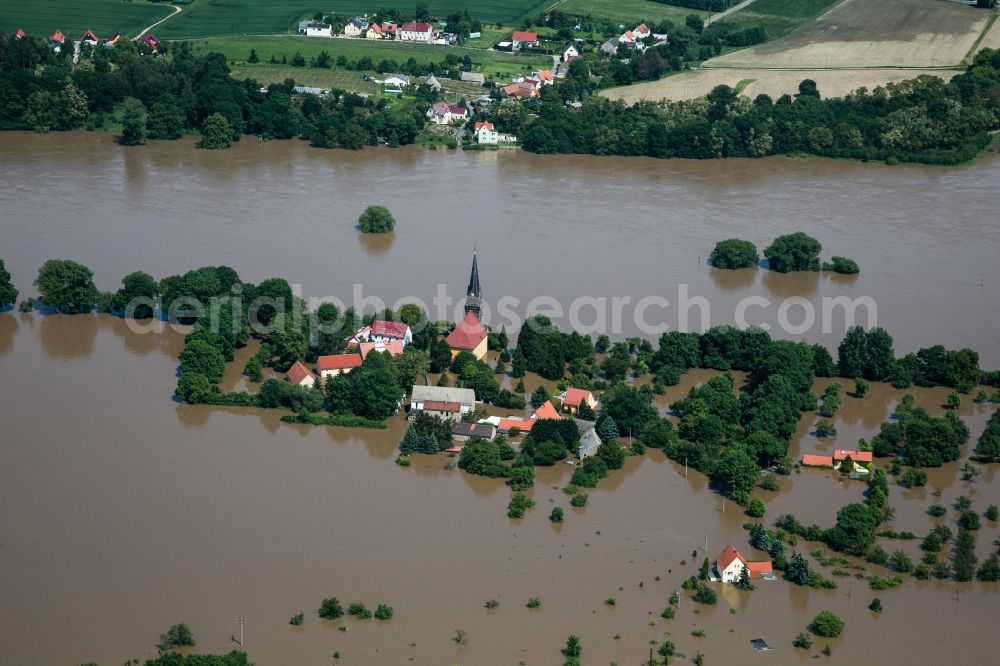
[722,497,726,515]
[237,616,246,646]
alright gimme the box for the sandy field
[707,0,990,68]
[602,66,961,102]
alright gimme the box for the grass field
[556,0,708,26]
[0,0,172,38]
[725,0,845,40]
[191,35,549,76]
[154,0,548,39]
[711,0,991,68]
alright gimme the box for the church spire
[464,249,482,317]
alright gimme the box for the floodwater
[1,134,1000,665]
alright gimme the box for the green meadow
[0,0,172,38]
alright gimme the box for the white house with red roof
[80,29,99,46]
[511,30,538,49]
[317,353,363,378]
[366,23,385,39]
[15,28,26,39]
[426,101,468,125]
[410,385,477,418]
[473,121,516,145]
[634,23,651,40]
[558,387,598,415]
[286,360,318,388]
[350,320,412,346]
[398,22,433,42]
[715,544,774,583]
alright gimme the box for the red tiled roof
[802,454,834,467]
[423,400,461,412]
[369,23,384,33]
[286,360,317,385]
[401,22,432,32]
[512,31,537,42]
[50,30,65,42]
[445,312,487,350]
[318,353,363,371]
[537,69,554,81]
[381,22,397,32]
[833,449,873,463]
[498,417,534,433]
[474,121,494,131]
[448,105,468,116]
[636,23,650,33]
[747,561,773,579]
[532,401,561,421]
[717,544,747,571]
[371,319,409,339]
[16,28,26,38]
[81,29,99,42]
[562,387,593,407]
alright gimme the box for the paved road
[704,0,759,27]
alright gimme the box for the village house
[398,22,434,42]
[426,101,468,125]
[715,545,774,583]
[381,22,397,38]
[410,385,477,418]
[48,30,65,51]
[474,121,516,145]
[317,353,363,379]
[293,85,323,95]
[599,38,619,56]
[425,74,442,91]
[350,320,412,346]
[576,420,602,459]
[535,69,554,85]
[494,416,534,434]
[105,32,123,46]
[286,360,318,388]
[344,17,368,37]
[558,387,598,415]
[80,30,99,47]
[802,454,834,468]
[459,71,486,85]
[298,21,332,37]
[562,41,580,62]
[802,449,872,472]
[382,73,411,92]
[532,400,562,421]
[452,421,497,442]
[15,28,26,39]
[634,23,651,40]
[510,30,538,50]
[366,23,385,39]
[141,33,159,51]
[358,339,404,360]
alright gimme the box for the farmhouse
[398,22,434,42]
[715,545,774,583]
[511,30,538,50]
[452,421,497,442]
[502,82,538,99]
[460,71,486,85]
[317,353,363,378]
[344,17,367,37]
[350,320,412,346]
[558,387,597,415]
[286,360,318,388]
[299,21,332,37]
[410,385,477,418]
[141,33,159,51]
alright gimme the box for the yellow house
[446,311,488,360]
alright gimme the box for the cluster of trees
[709,239,758,269]
[868,394,969,466]
[515,315,598,381]
[0,37,427,149]
[142,652,250,666]
[974,409,1000,461]
[652,0,740,10]
[0,259,16,308]
[710,234,858,274]
[519,50,1000,165]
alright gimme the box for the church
[445,251,489,360]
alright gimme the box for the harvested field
[975,11,1000,51]
[601,66,962,103]
[707,0,992,69]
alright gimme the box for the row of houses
[14,27,158,53]
[298,18,441,43]
[600,22,669,56]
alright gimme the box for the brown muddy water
[1,134,1000,665]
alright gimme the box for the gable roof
[802,454,834,467]
[411,384,476,406]
[359,340,404,360]
[453,421,496,438]
[368,22,384,34]
[81,29,99,42]
[448,105,467,116]
[286,360,317,384]
[635,23,650,34]
[423,400,461,412]
[371,320,409,339]
[50,30,65,42]
[747,561,773,579]
[717,544,747,571]
[532,400,561,421]
[445,311,487,350]
[475,121,494,132]
[833,449,873,463]
[512,30,537,42]
[537,69,554,81]
[497,417,534,433]
[401,22,432,32]
[562,387,594,407]
[317,353,363,371]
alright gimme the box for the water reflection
[708,267,757,291]
[357,232,395,256]
[760,268,821,298]
[39,312,97,360]
[0,313,18,358]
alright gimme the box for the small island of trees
[358,205,396,233]
[709,239,758,269]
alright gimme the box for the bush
[747,498,766,517]
[526,597,541,608]
[823,256,860,274]
[959,510,981,530]
[347,602,371,619]
[868,598,882,613]
[357,205,396,233]
[928,503,947,517]
[158,623,195,649]
[759,474,780,491]
[550,507,564,523]
[289,613,304,625]
[692,584,717,605]
[507,492,535,519]
[319,597,344,619]
[793,632,813,649]
[764,232,821,273]
[810,610,844,637]
[374,604,393,620]
[570,493,589,507]
[709,239,758,269]
[986,505,999,522]
[899,468,928,487]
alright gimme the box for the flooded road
[1,135,1000,665]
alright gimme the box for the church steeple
[464,249,482,317]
